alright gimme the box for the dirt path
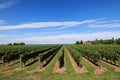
[29,75,40,80]
[0,66,9,71]
[65,48,88,74]
[52,60,65,73]
[5,61,20,67]
[0,62,18,70]
[2,65,27,76]
[101,60,120,72]
[2,60,38,76]
[82,57,106,74]
[2,70,13,76]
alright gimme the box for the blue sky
[0,0,120,44]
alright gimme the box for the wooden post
[39,55,41,69]
[2,56,4,67]
[118,59,120,68]
[79,57,82,68]
[20,55,22,68]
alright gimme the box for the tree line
[92,38,120,44]
[8,42,25,46]
[75,38,120,45]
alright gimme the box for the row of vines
[69,45,120,67]
[0,45,61,68]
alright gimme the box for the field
[0,45,120,80]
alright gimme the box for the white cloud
[57,19,98,29]
[0,0,20,9]
[93,20,120,24]
[12,31,120,44]
[90,23,120,28]
[0,18,104,30]
[90,19,120,28]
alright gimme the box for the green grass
[65,47,75,74]
[63,47,76,80]
[25,60,39,71]
[99,61,120,80]
[81,58,95,74]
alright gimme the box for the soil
[1,60,32,73]
[101,60,120,72]
[82,57,106,74]
[52,60,65,73]
[5,61,20,67]
[14,66,26,71]
[0,66,9,70]
[0,62,15,70]
[3,70,13,76]
[29,75,40,80]
[2,66,26,76]
[95,66,107,74]
[66,48,88,74]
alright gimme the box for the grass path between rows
[99,61,120,80]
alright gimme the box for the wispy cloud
[90,19,120,28]
[11,31,119,44]
[57,19,101,29]
[0,18,104,30]
[93,20,120,24]
[90,23,120,28]
[0,0,20,9]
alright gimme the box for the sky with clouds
[0,0,120,44]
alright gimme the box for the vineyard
[0,45,120,80]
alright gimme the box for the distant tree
[92,38,115,44]
[116,38,120,45]
[20,42,25,45]
[111,37,114,44]
[80,40,83,44]
[8,43,12,46]
[13,43,18,45]
[13,42,25,46]
[92,38,99,44]
[75,41,80,44]
[76,38,120,45]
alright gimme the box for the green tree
[116,38,120,45]
[8,43,12,46]
[80,40,83,44]
[75,41,80,44]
